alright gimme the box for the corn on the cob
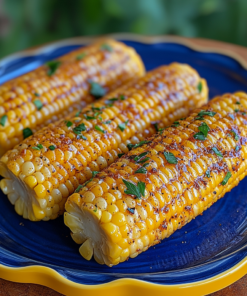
[0,63,208,221]
[64,92,247,266]
[0,39,145,156]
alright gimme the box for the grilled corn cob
[0,63,208,221]
[0,39,145,156]
[64,92,247,266]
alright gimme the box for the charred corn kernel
[0,39,145,157]
[0,63,208,221]
[65,92,247,266]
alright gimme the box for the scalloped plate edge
[0,33,247,295]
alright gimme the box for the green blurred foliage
[0,0,247,58]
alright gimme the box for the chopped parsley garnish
[118,120,129,132]
[0,115,7,127]
[84,114,97,120]
[123,179,145,199]
[76,53,86,60]
[89,81,106,99]
[193,133,206,141]
[65,121,73,127]
[134,163,149,174]
[197,81,203,93]
[32,144,43,150]
[77,135,87,140]
[73,123,86,135]
[235,145,240,151]
[164,151,178,164]
[93,207,97,212]
[205,169,211,178]
[33,99,43,110]
[75,110,81,117]
[75,185,83,193]
[118,153,125,158]
[234,109,239,112]
[127,207,135,214]
[195,116,204,120]
[172,121,180,127]
[230,130,239,141]
[221,171,232,185]
[198,122,210,136]
[92,106,105,112]
[194,122,210,141]
[100,43,113,52]
[133,152,149,163]
[127,140,151,151]
[46,60,61,76]
[103,120,111,124]
[198,110,216,117]
[242,112,246,116]
[34,92,40,97]
[119,95,125,100]
[212,147,223,158]
[236,101,241,105]
[153,123,159,132]
[49,145,56,150]
[23,128,33,139]
[94,125,106,133]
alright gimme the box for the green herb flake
[205,169,211,178]
[94,125,106,133]
[123,179,145,199]
[73,123,86,135]
[197,81,203,93]
[212,147,223,158]
[235,109,239,112]
[134,163,149,174]
[89,81,106,98]
[118,153,125,158]
[77,135,87,140]
[76,53,86,60]
[127,140,151,151]
[23,128,33,139]
[172,121,180,127]
[164,151,178,164]
[34,92,40,97]
[198,122,210,136]
[236,101,241,105]
[118,120,129,132]
[100,43,113,52]
[84,114,96,120]
[195,116,204,120]
[0,115,7,127]
[230,130,239,141]
[32,144,43,150]
[242,112,246,116]
[75,110,81,117]
[103,120,111,124]
[93,207,97,212]
[119,95,125,100]
[65,121,73,127]
[33,99,43,111]
[127,207,135,214]
[153,123,159,132]
[75,185,83,193]
[198,110,216,117]
[193,132,206,141]
[49,145,56,150]
[221,171,232,185]
[46,60,61,76]
[134,152,149,163]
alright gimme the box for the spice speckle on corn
[65,92,247,266]
[0,63,208,221]
[0,39,145,156]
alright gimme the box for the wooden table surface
[0,35,247,296]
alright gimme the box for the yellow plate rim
[0,33,247,296]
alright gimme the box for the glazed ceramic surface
[0,35,247,295]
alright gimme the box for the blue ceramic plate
[0,35,247,296]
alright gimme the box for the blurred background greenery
[0,0,247,59]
